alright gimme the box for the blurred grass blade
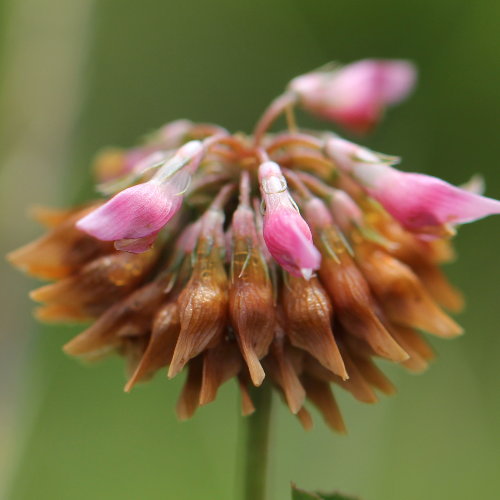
[292,483,359,500]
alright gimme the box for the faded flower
[9,59,500,432]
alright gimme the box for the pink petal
[77,181,181,241]
[155,120,192,149]
[289,59,416,132]
[263,211,321,278]
[354,162,500,231]
[258,161,321,277]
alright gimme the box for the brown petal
[229,239,275,386]
[169,240,228,378]
[199,340,242,405]
[333,348,378,404]
[302,374,346,434]
[374,214,461,307]
[32,248,159,322]
[367,207,455,264]
[410,262,464,312]
[176,357,203,421]
[7,203,113,280]
[282,275,347,380]
[238,376,256,416]
[118,337,150,379]
[350,355,396,395]
[264,335,305,414]
[318,229,408,362]
[355,243,463,338]
[390,325,435,373]
[63,277,169,356]
[296,407,314,431]
[124,302,180,392]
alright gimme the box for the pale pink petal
[303,197,334,230]
[77,181,182,241]
[376,60,417,103]
[258,161,321,277]
[329,189,364,231]
[232,205,258,243]
[154,120,192,149]
[289,59,416,132]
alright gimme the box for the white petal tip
[300,268,313,280]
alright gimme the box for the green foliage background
[1,1,499,499]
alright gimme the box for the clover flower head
[9,59,499,432]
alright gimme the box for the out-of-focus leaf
[292,483,360,500]
[320,493,359,500]
[291,483,323,500]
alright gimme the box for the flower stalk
[243,384,273,500]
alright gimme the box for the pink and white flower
[326,137,500,234]
[77,141,204,251]
[258,161,321,278]
[289,59,416,133]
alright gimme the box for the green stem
[243,384,273,500]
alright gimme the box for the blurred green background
[1,0,499,499]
